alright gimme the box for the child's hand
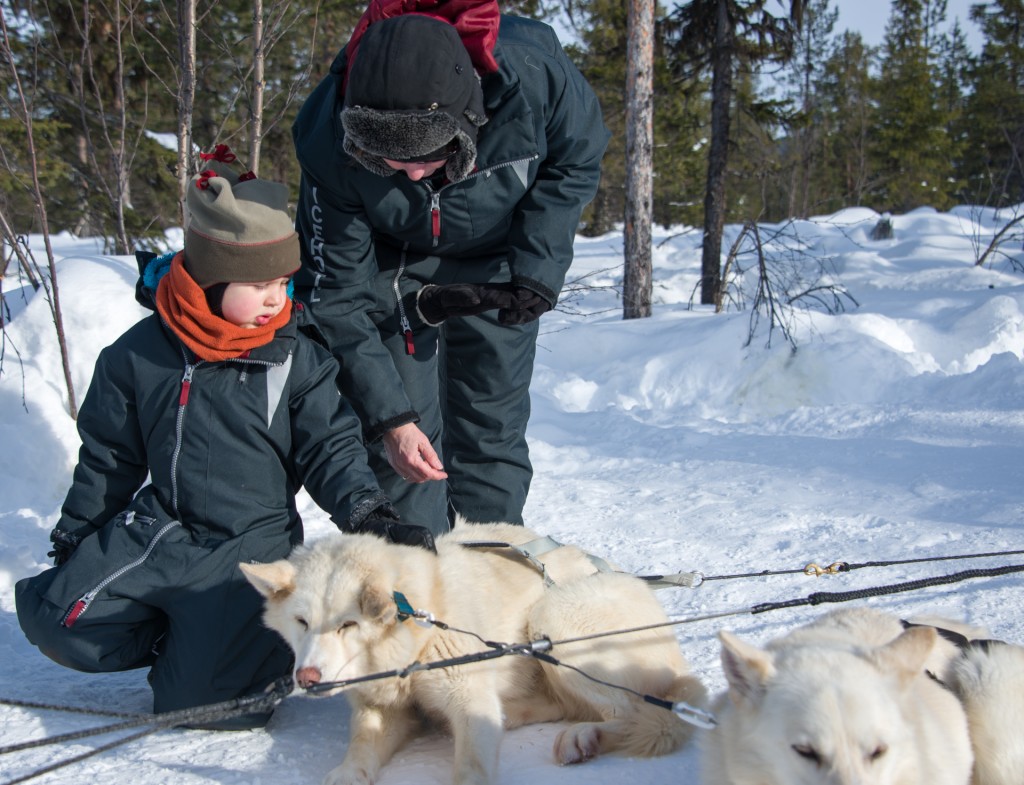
[47,527,83,566]
[357,511,437,553]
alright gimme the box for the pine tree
[818,32,878,210]
[959,0,1024,205]
[872,0,956,211]
[936,19,972,202]
[665,0,803,306]
[776,0,838,218]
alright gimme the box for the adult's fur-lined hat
[342,15,487,182]
[184,146,300,288]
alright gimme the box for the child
[15,148,433,729]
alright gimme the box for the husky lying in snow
[700,607,980,785]
[241,522,706,785]
[947,637,1024,785]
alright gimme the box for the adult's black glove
[48,527,83,567]
[498,286,552,325]
[416,283,514,326]
[356,510,437,553]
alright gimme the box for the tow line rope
[641,547,1024,587]
[0,677,292,785]
[3,558,1020,782]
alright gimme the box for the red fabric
[156,253,291,362]
[344,0,500,87]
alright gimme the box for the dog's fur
[700,608,977,785]
[947,640,1024,785]
[240,523,706,785]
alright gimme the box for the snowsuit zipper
[171,350,281,511]
[395,155,539,353]
[392,243,415,355]
[171,357,200,517]
[62,518,182,627]
[429,191,441,247]
[61,336,293,629]
[422,155,537,250]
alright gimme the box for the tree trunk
[623,0,655,319]
[109,0,131,254]
[701,0,733,308]
[176,0,196,225]
[249,0,265,174]
[0,8,78,418]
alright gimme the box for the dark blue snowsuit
[16,270,387,717]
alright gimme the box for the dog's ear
[239,560,297,599]
[360,582,398,626]
[719,630,775,705]
[869,625,937,688]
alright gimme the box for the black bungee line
[750,562,1024,614]
[0,676,293,785]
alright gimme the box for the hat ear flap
[444,128,478,182]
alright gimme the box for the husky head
[241,533,429,697]
[706,625,945,785]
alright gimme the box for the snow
[1,206,1023,784]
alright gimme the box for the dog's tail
[601,672,709,758]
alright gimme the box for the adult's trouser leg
[439,311,538,524]
[366,312,451,536]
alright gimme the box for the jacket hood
[342,0,501,84]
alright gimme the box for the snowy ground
[1,205,1022,784]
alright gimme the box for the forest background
[2,0,1022,248]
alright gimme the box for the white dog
[241,523,706,785]
[947,639,1024,785]
[700,607,976,785]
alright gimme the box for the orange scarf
[156,252,292,362]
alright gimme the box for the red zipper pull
[401,315,415,356]
[179,364,194,405]
[64,598,88,627]
[430,192,441,248]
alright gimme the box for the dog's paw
[323,763,373,785]
[553,723,601,765]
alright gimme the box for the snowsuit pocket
[41,510,183,625]
[15,508,185,673]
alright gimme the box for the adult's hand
[498,286,552,325]
[382,422,448,484]
[416,283,514,325]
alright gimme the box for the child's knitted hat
[184,146,300,288]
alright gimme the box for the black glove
[498,286,552,325]
[48,527,83,567]
[416,283,515,325]
[356,510,437,553]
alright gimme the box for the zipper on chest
[392,244,415,356]
[428,191,441,248]
[171,360,198,515]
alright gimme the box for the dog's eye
[337,621,356,634]
[295,616,309,630]
[792,744,822,765]
[869,744,888,762]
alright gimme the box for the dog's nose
[296,666,322,688]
